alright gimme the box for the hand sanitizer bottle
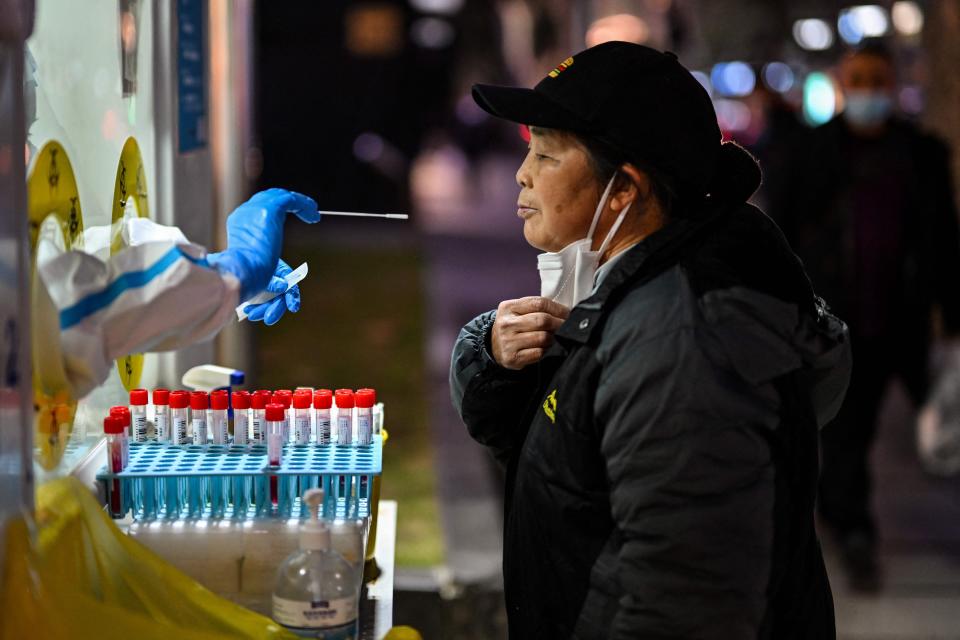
[273,488,360,638]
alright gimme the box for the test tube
[355,389,375,446]
[110,406,131,466]
[154,389,171,442]
[170,391,190,444]
[230,390,251,516]
[274,390,293,442]
[211,390,229,445]
[357,387,379,433]
[129,389,148,443]
[293,391,313,445]
[232,390,250,445]
[105,415,126,517]
[266,403,285,467]
[251,390,269,443]
[335,389,354,446]
[190,391,209,445]
[314,389,332,445]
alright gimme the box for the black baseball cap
[473,41,755,201]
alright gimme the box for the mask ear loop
[596,200,632,258]
[586,173,619,240]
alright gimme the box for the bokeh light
[408,0,464,15]
[803,71,837,126]
[710,62,756,98]
[792,19,835,51]
[762,62,795,93]
[892,1,924,36]
[838,5,890,45]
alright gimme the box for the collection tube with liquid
[232,390,250,445]
[129,389,149,442]
[110,406,131,466]
[105,415,127,517]
[170,391,190,444]
[293,391,312,445]
[252,390,269,443]
[335,390,354,446]
[154,388,171,442]
[211,390,229,445]
[355,389,374,446]
[314,389,332,445]
[274,390,293,442]
[191,392,209,445]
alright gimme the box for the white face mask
[538,174,632,308]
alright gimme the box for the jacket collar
[556,206,726,345]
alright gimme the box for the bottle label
[173,416,188,444]
[252,416,263,442]
[132,415,148,442]
[192,418,207,445]
[155,413,169,441]
[234,414,248,445]
[357,414,372,446]
[317,416,331,445]
[272,594,358,633]
[337,415,352,445]
[295,416,311,444]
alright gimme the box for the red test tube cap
[355,389,375,409]
[232,391,251,409]
[265,403,285,422]
[292,392,312,409]
[356,387,377,404]
[110,406,131,426]
[130,389,148,405]
[251,393,267,410]
[313,389,333,409]
[190,392,209,411]
[104,415,125,434]
[153,389,170,405]
[334,389,354,409]
[211,392,229,410]
[170,391,190,409]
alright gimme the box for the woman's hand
[491,296,570,370]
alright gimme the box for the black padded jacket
[450,203,851,639]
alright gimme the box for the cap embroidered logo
[547,57,574,78]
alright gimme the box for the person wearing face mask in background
[770,41,960,593]
[450,41,851,639]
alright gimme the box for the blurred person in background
[770,41,960,592]
[450,41,850,639]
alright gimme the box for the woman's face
[515,127,603,252]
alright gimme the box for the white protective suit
[36,218,240,398]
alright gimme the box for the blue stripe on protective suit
[59,246,211,330]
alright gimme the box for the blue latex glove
[243,259,301,325]
[207,188,319,301]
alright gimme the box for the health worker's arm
[37,188,319,398]
[38,234,240,398]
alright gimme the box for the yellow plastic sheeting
[0,477,297,640]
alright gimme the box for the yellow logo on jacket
[543,389,558,423]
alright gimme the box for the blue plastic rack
[97,436,383,521]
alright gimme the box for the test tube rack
[97,436,382,521]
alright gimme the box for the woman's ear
[610,164,648,211]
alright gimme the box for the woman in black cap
[450,41,851,639]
